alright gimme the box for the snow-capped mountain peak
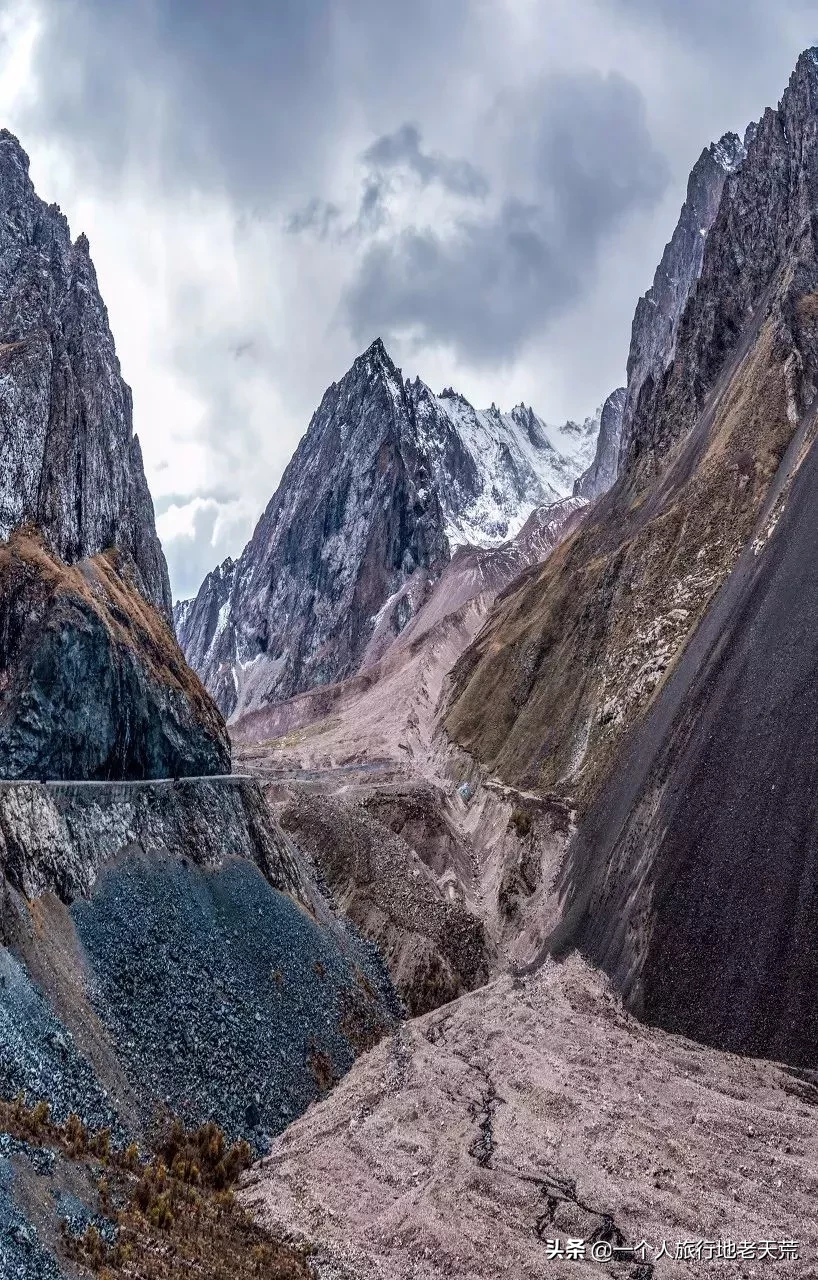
[406,378,592,549]
[177,340,607,716]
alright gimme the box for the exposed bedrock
[443,48,818,1072]
[276,788,492,1015]
[176,339,597,720]
[446,51,818,811]
[0,130,170,619]
[0,529,230,781]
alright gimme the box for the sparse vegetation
[307,1042,336,1095]
[0,1098,313,1279]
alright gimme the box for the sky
[0,0,815,599]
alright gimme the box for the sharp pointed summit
[177,342,600,718]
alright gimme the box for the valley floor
[242,954,818,1279]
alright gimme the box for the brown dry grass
[0,526,226,744]
[446,309,802,813]
[0,1098,312,1280]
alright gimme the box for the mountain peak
[0,128,171,619]
[794,45,818,77]
[438,385,471,406]
[355,335,396,370]
[511,402,535,421]
[0,128,29,169]
[709,130,745,174]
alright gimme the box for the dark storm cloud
[285,197,342,239]
[288,124,488,242]
[20,0,818,601]
[344,71,669,362]
[362,123,489,199]
[26,0,334,199]
[356,177,387,232]
[26,0,475,201]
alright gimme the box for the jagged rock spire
[0,128,171,618]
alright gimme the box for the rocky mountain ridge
[0,129,170,620]
[446,46,818,1066]
[176,338,603,719]
[0,528,230,780]
[0,131,232,783]
[618,128,746,468]
[572,386,626,499]
[444,115,763,801]
[0,129,401,1279]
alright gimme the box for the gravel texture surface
[244,955,818,1280]
[72,848,397,1148]
[0,947,116,1131]
[0,1150,64,1280]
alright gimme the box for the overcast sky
[0,0,815,599]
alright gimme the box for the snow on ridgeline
[406,378,601,549]
[174,337,609,717]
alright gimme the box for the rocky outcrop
[277,789,492,1016]
[0,775,398,1151]
[0,529,230,780]
[447,47,818,1063]
[572,388,626,499]
[177,340,448,719]
[0,133,400,1277]
[229,495,586,765]
[0,774,302,904]
[0,130,170,620]
[618,130,746,467]
[0,130,231,786]
[445,58,818,806]
[172,556,235,709]
[571,135,743,505]
[405,381,593,546]
[177,340,597,720]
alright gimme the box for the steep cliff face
[446,51,818,811]
[0,131,170,620]
[572,388,626,499]
[447,47,818,1063]
[554,410,818,1067]
[0,774,397,1267]
[0,134,399,1278]
[178,340,448,719]
[618,130,746,467]
[570,135,743,506]
[173,557,236,714]
[178,339,595,719]
[0,133,232,782]
[0,529,230,780]
[544,47,818,1068]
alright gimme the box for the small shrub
[66,1112,88,1156]
[509,807,532,838]
[0,1102,312,1278]
[91,1127,111,1162]
[30,1099,50,1133]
